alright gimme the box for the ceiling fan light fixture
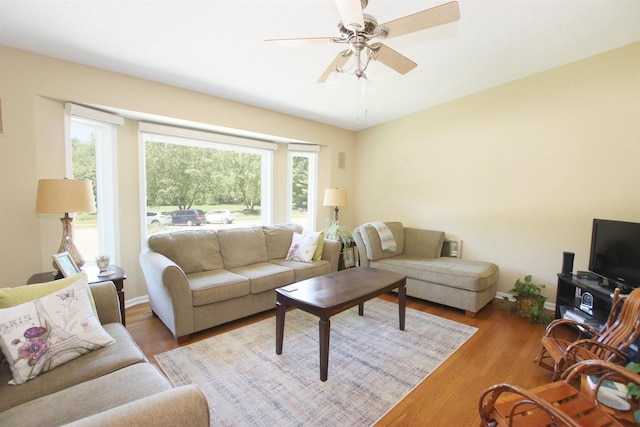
[268,1,460,84]
[335,0,366,30]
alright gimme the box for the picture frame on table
[52,251,80,277]
[343,247,355,268]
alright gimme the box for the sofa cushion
[230,263,295,294]
[270,259,332,282]
[361,221,405,261]
[403,228,445,259]
[263,223,303,260]
[0,277,115,385]
[149,229,223,274]
[0,322,146,411]
[187,270,250,306]
[218,226,268,269]
[372,256,499,292]
[0,363,173,427]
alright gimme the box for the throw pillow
[285,232,320,263]
[0,272,98,318]
[312,232,325,261]
[0,276,115,385]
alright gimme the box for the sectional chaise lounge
[353,221,499,317]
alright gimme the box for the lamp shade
[35,179,96,213]
[323,188,348,207]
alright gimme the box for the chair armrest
[563,359,640,384]
[478,383,578,427]
[564,339,629,364]
[321,239,341,272]
[88,282,122,325]
[543,318,599,340]
[62,385,210,427]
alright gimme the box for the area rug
[154,298,477,426]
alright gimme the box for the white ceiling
[1,0,639,131]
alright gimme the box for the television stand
[555,273,639,361]
[555,274,615,321]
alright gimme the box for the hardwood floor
[126,294,555,426]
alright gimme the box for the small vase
[96,255,110,272]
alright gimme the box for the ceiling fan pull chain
[356,78,368,125]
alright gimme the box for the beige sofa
[139,223,341,343]
[0,282,210,427]
[353,222,499,317]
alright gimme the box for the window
[139,123,275,241]
[288,144,318,231]
[66,104,121,264]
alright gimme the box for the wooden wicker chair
[479,359,640,427]
[535,288,640,380]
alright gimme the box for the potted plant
[323,222,356,269]
[504,275,553,323]
[626,362,640,423]
[322,222,353,247]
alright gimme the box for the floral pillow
[285,232,320,263]
[0,276,115,385]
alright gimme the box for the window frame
[66,109,121,264]
[138,123,276,246]
[287,144,319,231]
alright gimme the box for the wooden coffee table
[275,267,407,381]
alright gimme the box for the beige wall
[0,46,355,300]
[355,42,640,300]
[2,42,638,306]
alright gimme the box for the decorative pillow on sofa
[286,232,320,263]
[0,274,115,385]
[0,272,97,317]
[312,232,325,261]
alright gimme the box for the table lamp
[35,178,96,268]
[323,188,348,225]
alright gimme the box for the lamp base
[54,213,85,268]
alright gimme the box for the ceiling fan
[265,0,460,83]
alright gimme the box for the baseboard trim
[125,295,149,309]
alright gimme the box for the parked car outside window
[146,211,172,225]
[206,210,235,224]
[171,209,206,226]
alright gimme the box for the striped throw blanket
[367,222,397,252]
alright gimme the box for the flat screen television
[589,219,640,290]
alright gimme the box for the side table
[27,265,127,326]
[580,375,639,426]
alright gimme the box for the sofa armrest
[62,385,210,427]
[352,227,370,268]
[139,249,195,340]
[89,282,122,325]
[321,239,341,272]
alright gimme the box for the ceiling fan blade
[264,37,335,47]
[334,0,365,31]
[317,49,353,83]
[378,1,460,39]
[369,43,417,75]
